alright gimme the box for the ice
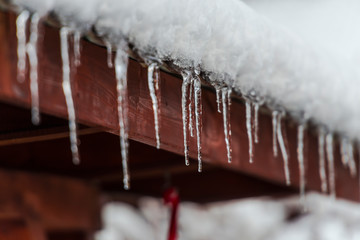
[147,62,161,149]
[60,27,80,165]
[326,133,336,199]
[115,42,130,190]
[215,85,221,113]
[188,77,194,138]
[26,13,40,125]
[318,127,328,193]
[222,87,232,163]
[272,111,278,157]
[253,102,260,144]
[340,138,349,168]
[16,10,30,83]
[193,74,202,172]
[73,30,81,67]
[105,40,113,68]
[181,71,191,166]
[347,142,356,177]
[277,112,290,185]
[245,99,253,163]
[297,124,306,205]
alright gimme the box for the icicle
[73,31,81,67]
[105,40,113,68]
[26,13,40,125]
[245,99,253,163]
[340,137,349,168]
[297,124,306,204]
[318,128,328,193]
[215,86,221,113]
[277,113,290,185]
[347,142,357,177]
[272,111,279,157]
[326,133,336,199]
[115,43,130,190]
[181,71,191,166]
[193,75,202,172]
[188,77,194,138]
[147,63,161,149]
[222,87,232,163]
[253,102,260,144]
[16,10,30,82]
[60,27,80,165]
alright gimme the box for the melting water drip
[188,77,194,138]
[245,99,253,163]
[221,87,232,163]
[297,124,306,205]
[115,43,130,190]
[215,86,221,113]
[181,71,191,166]
[105,40,113,68]
[26,13,40,125]
[73,31,81,67]
[193,74,203,172]
[326,133,336,199]
[272,111,279,157]
[253,102,260,144]
[276,113,290,185]
[60,27,80,165]
[16,10,30,82]
[147,63,161,149]
[318,128,328,193]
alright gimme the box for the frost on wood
[60,27,80,165]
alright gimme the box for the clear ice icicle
[193,75,203,172]
[297,124,306,204]
[245,99,253,163]
[222,87,232,163]
[73,31,81,67]
[277,113,290,185]
[26,13,40,125]
[115,43,130,190]
[318,128,328,193]
[272,111,279,157]
[105,40,113,68]
[188,77,194,138]
[340,138,349,167]
[147,63,161,149]
[181,71,191,166]
[215,86,221,113]
[253,102,260,144]
[326,133,336,199]
[347,142,357,177]
[16,10,30,82]
[60,27,80,165]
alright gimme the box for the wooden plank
[0,10,359,202]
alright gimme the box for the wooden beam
[0,10,359,202]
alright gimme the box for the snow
[96,193,360,240]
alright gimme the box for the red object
[163,187,179,240]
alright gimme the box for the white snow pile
[95,193,360,240]
[8,0,360,140]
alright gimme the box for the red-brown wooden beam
[0,10,359,202]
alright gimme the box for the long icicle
[277,113,290,185]
[188,77,194,138]
[318,128,328,193]
[215,85,221,113]
[181,71,191,166]
[326,133,336,199]
[60,27,80,165]
[272,111,279,157]
[340,137,349,168]
[105,40,113,68]
[193,75,202,172]
[73,31,81,67]
[16,10,30,82]
[115,43,130,190]
[347,142,357,177]
[222,87,232,163]
[253,102,260,144]
[297,124,306,205]
[26,13,40,125]
[147,63,161,149]
[245,99,253,163]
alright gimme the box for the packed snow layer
[96,193,360,240]
[10,0,360,140]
